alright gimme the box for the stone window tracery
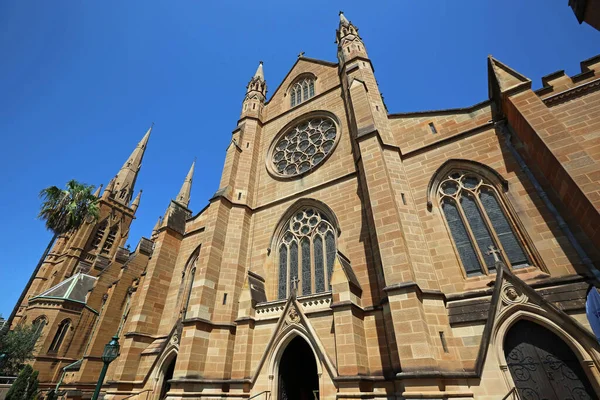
[438,171,530,277]
[269,116,338,178]
[290,77,315,107]
[277,207,336,299]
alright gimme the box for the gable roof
[266,56,338,104]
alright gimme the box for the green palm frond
[38,180,100,235]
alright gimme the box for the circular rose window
[269,116,338,177]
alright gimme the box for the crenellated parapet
[535,54,600,104]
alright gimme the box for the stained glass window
[290,77,316,107]
[277,207,336,299]
[325,231,336,289]
[301,238,311,295]
[439,171,531,276]
[314,236,324,293]
[278,245,287,299]
[270,117,337,178]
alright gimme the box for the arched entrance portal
[158,357,176,400]
[504,319,597,399]
[278,336,319,400]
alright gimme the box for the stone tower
[10,126,152,328]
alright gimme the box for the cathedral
[9,11,600,400]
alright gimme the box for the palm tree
[2,180,100,335]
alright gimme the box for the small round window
[268,115,339,178]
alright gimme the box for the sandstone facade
[10,12,600,400]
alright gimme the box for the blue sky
[0,1,597,317]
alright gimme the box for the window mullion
[474,189,511,268]
[455,195,488,275]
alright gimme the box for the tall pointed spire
[175,160,195,208]
[336,11,367,65]
[245,61,266,95]
[93,184,103,198]
[253,61,264,81]
[131,190,142,212]
[339,11,350,26]
[113,125,152,206]
[242,62,267,118]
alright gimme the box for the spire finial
[104,176,116,197]
[175,160,195,208]
[339,11,349,26]
[131,190,142,211]
[112,126,152,205]
[93,184,103,198]
[152,215,163,236]
[253,61,264,81]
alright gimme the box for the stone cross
[298,51,305,58]
[486,245,502,263]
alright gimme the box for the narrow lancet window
[49,319,70,353]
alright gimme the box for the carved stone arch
[269,198,341,252]
[183,245,201,275]
[426,159,509,210]
[268,325,323,378]
[492,307,600,395]
[266,324,333,400]
[152,345,179,400]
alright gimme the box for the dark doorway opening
[278,336,319,400]
[505,319,597,400]
[159,357,176,400]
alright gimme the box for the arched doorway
[278,336,319,400]
[158,357,176,400]
[504,319,597,399]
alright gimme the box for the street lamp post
[91,335,120,400]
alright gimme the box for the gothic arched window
[277,207,336,299]
[49,319,71,353]
[290,77,315,107]
[32,316,47,342]
[179,249,200,319]
[90,220,108,251]
[101,226,118,254]
[438,171,530,277]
